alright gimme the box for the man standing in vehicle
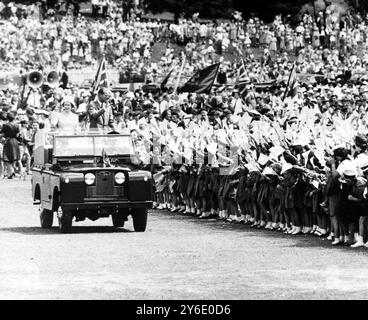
[87,87,116,132]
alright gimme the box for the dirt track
[1,177,368,299]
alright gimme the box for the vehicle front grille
[96,171,114,195]
[85,171,126,199]
[86,186,125,198]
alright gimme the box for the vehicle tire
[57,207,73,233]
[112,214,125,228]
[40,208,53,229]
[131,208,148,232]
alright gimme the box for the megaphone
[27,70,43,89]
[46,70,59,88]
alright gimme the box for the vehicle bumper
[61,201,153,211]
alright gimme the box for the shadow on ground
[152,209,368,253]
[0,226,133,235]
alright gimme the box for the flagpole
[282,62,296,101]
[241,57,246,73]
[235,57,246,88]
[90,55,102,99]
[160,60,177,91]
[174,55,186,94]
[82,55,106,131]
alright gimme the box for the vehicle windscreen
[53,135,134,157]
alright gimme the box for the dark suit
[60,71,68,89]
[87,99,115,130]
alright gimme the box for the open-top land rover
[31,131,153,233]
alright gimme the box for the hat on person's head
[339,161,358,182]
[61,96,75,108]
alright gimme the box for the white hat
[61,96,75,107]
[338,160,357,179]
[355,154,368,171]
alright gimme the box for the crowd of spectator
[0,1,368,85]
[1,1,368,247]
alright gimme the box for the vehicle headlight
[84,173,95,185]
[115,172,125,184]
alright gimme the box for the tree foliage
[145,0,315,21]
[145,0,368,22]
[146,0,233,20]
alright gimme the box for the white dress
[56,112,79,133]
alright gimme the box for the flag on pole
[236,58,251,95]
[178,63,220,94]
[237,58,249,83]
[160,68,173,91]
[90,55,107,98]
[282,62,297,101]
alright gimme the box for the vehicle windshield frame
[51,133,135,158]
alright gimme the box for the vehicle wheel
[131,208,147,232]
[112,214,125,228]
[57,207,73,233]
[40,208,53,229]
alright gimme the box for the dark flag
[91,55,107,99]
[282,62,297,101]
[160,68,173,91]
[178,63,220,94]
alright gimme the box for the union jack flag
[91,55,108,98]
[236,58,249,84]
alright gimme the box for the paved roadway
[1,177,368,300]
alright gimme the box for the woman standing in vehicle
[53,99,79,133]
